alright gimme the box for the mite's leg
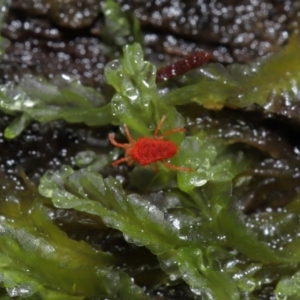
[153,115,167,138]
[109,133,130,149]
[161,127,186,138]
[154,115,187,139]
[161,161,194,172]
[124,125,136,144]
[128,158,135,166]
[111,156,132,167]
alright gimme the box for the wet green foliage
[105,43,185,142]
[0,187,148,299]
[0,76,111,138]
[176,135,240,191]
[164,33,300,116]
[0,75,112,139]
[39,165,286,299]
[0,0,145,140]
[0,0,9,59]
[1,0,300,299]
[101,0,142,47]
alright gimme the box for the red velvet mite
[156,50,211,83]
[109,116,193,172]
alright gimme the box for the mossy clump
[1,0,300,299]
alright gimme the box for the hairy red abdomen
[130,137,177,166]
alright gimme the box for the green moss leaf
[176,136,238,192]
[101,0,142,47]
[38,166,288,298]
[0,0,10,60]
[104,43,185,139]
[159,247,240,300]
[0,198,149,299]
[164,34,300,114]
[4,113,31,139]
[0,75,111,139]
[74,150,118,172]
[39,166,187,254]
[192,182,284,264]
[39,167,244,299]
[275,271,300,300]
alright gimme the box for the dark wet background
[2,0,298,87]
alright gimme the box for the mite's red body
[109,116,193,172]
[129,137,177,166]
